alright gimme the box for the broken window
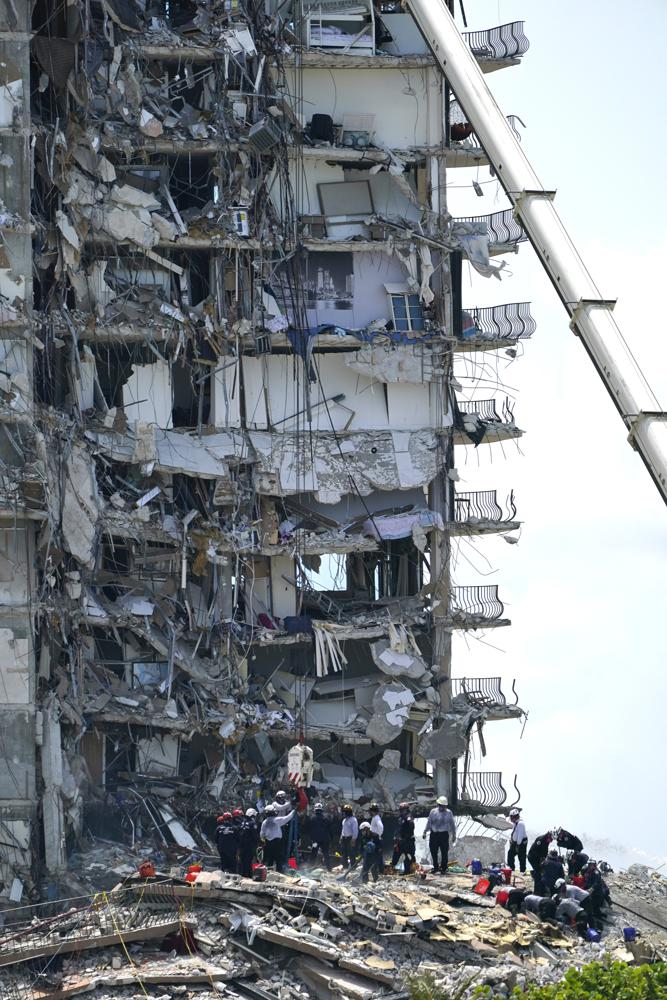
[388,290,425,333]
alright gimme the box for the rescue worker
[391,802,416,874]
[507,808,528,873]
[307,802,333,869]
[422,796,456,874]
[369,803,384,838]
[553,893,589,937]
[215,812,239,873]
[522,893,558,921]
[340,804,359,868]
[272,789,294,866]
[556,828,583,853]
[527,832,552,894]
[568,849,590,877]
[555,878,596,928]
[499,887,529,915]
[238,808,259,878]
[541,848,566,894]
[359,821,383,884]
[582,861,612,924]
[260,803,295,873]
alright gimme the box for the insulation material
[362,509,444,541]
[344,344,445,383]
[371,635,429,681]
[123,360,173,428]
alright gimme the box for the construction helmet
[275,790,287,800]
[369,802,379,812]
[232,808,243,818]
[399,801,409,811]
[359,822,371,832]
[554,878,566,890]
[342,804,353,814]
[436,796,448,806]
[314,802,324,811]
[509,808,520,818]
[222,812,232,821]
[245,808,258,818]
[264,804,276,815]
[216,815,225,823]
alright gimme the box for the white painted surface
[211,358,241,428]
[287,66,443,148]
[123,360,173,428]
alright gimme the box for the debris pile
[1,863,664,1000]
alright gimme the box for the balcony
[454,770,517,812]
[457,302,536,351]
[449,100,525,156]
[454,209,528,255]
[454,397,522,445]
[452,676,524,721]
[452,489,519,535]
[449,585,509,629]
[463,21,530,70]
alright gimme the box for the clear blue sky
[447,0,667,860]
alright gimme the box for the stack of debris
[1,865,664,1000]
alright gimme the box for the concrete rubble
[0,863,664,1000]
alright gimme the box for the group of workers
[504,809,612,933]
[214,792,459,882]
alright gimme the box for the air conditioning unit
[248,117,282,152]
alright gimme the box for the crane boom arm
[405,0,667,504]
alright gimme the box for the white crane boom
[405,0,667,504]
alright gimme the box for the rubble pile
[2,864,665,1000]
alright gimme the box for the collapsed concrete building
[0,0,533,902]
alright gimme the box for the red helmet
[221,812,232,821]
[216,815,225,822]
[232,808,243,818]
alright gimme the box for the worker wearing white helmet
[423,795,456,874]
[507,807,528,874]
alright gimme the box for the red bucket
[496,889,510,906]
[473,878,491,896]
[501,866,512,884]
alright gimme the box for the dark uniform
[541,854,565,894]
[238,816,259,877]
[216,818,239,873]
[527,833,552,894]
[392,810,416,874]
[361,831,383,883]
[307,811,333,869]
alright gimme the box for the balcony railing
[452,676,519,708]
[456,770,507,810]
[454,489,517,524]
[455,209,527,248]
[463,21,530,62]
[460,302,536,343]
[450,100,525,146]
[457,397,516,425]
[451,585,505,621]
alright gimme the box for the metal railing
[451,584,505,621]
[454,489,517,524]
[461,302,536,342]
[455,208,527,247]
[463,21,530,61]
[457,397,516,424]
[457,770,508,809]
[450,100,525,146]
[452,676,519,707]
